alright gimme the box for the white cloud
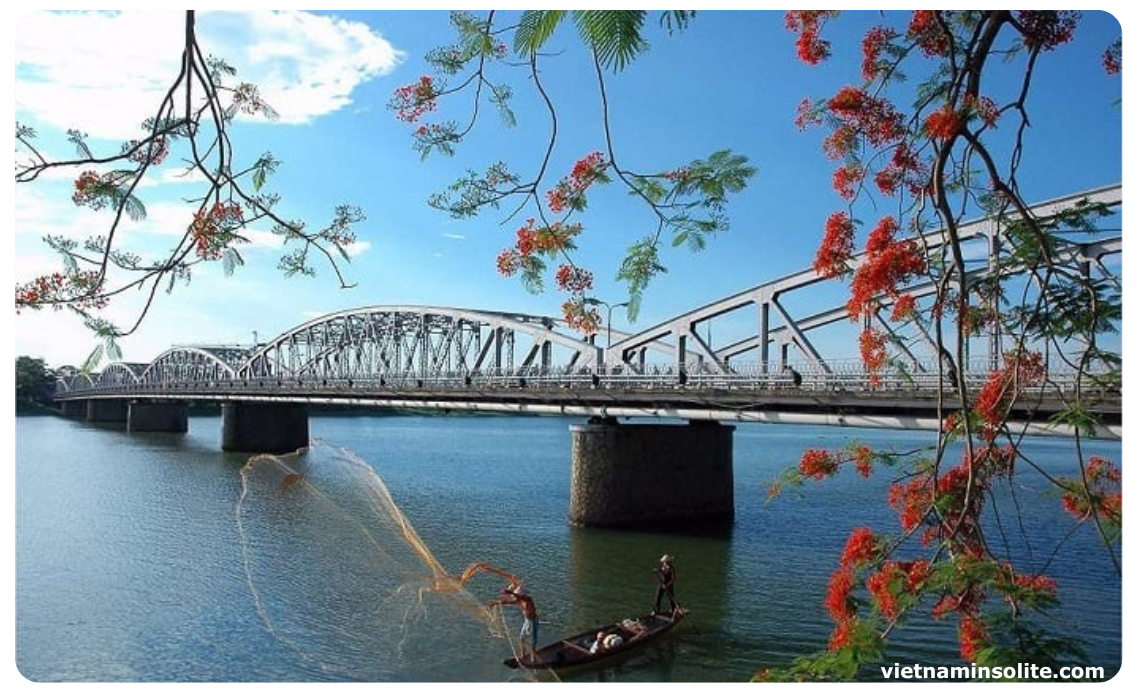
[441,233,467,241]
[14,10,404,139]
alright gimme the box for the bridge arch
[140,346,249,385]
[95,362,147,388]
[55,370,95,394]
[611,184,1123,378]
[237,305,602,382]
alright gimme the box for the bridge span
[50,184,1123,528]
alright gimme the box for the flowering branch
[15,11,364,366]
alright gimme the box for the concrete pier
[61,400,87,418]
[127,401,188,433]
[85,399,128,424]
[221,402,309,454]
[569,419,734,528]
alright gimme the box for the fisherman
[652,554,679,616]
[492,581,539,659]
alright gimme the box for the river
[14,412,1122,682]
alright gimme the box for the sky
[8,10,1127,372]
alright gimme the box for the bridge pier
[221,402,309,454]
[85,399,128,424]
[127,400,188,433]
[569,419,734,529]
[61,400,87,418]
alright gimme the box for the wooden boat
[503,607,688,674]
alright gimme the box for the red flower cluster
[840,527,878,567]
[799,448,838,480]
[546,152,608,214]
[554,264,593,293]
[874,143,926,196]
[1016,10,1078,51]
[888,475,930,533]
[190,201,244,261]
[972,350,1045,442]
[813,211,855,278]
[561,299,601,334]
[889,293,917,322]
[392,75,438,123]
[832,162,863,201]
[1103,39,1122,75]
[826,86,906,150]
[924,104,963,140]
[847,216,927,321]
[72,170,111,209]
[963,94,1001,128]
[1060,455,1122,524]
[15,270,108,311]
[850,444,874,477]
[785,10,838,65]
[123,136,169,166]
[824,565,855,623]
[866,563,903,620]
[861,26,897,80]
[495,219,582,278]
[907,10,950,57]
[957,614,988,661]
[858,328,888,385]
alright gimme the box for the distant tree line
[16,356,57,409]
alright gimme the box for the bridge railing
[57,357,1118,400]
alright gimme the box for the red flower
[392,75,438,123]
[861,26,897,80]
[851,444,874,477]
[866,563,900,621]
[958,614,988,662]
[554,264,593,293]
[889,293,917,322]
[840,527,878,567]
[907,10,949,57]
[832,163,863,201]
[824,568,856,621]
[924,104,962,140]
[1103,39,1122,75]
[827,619,853,650]
[1017,10,1078,51]
[799,448,838,480]
[813,211,855,278]
[785,11,838,66]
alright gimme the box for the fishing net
[236,440,537,681]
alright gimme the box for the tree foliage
[389,10,756,330]
[396,12,1122,679]
[15,11,364,366]
[15,356,56,404]
[757,10,1122,680]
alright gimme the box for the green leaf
[571,10,649,72]
[80,344,104,373]
[514,10,569,56]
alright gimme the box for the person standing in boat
[493,581,539,659]
[652,554,679,616]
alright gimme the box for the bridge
[52,185,1123,528]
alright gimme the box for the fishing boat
[503,607,688,674]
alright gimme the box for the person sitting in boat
[652,554,679,616]
[589,630,624,654]
[491,582,539,659]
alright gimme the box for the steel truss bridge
[55,185,1122,436]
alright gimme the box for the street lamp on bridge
[583,298,630,349]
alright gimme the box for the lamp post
[583,298,630,349]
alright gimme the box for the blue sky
[10,10,1126,370]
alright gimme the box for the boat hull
[504,608,687,674]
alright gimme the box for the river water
[14,412,1123,683]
